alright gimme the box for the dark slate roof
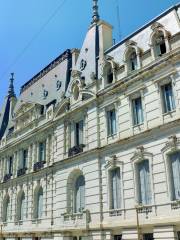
[0,96,11,139]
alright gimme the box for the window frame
[131,147,154,206]
[105,155,124,212]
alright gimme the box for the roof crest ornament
[8,73,16,98]
[92,0,100,24]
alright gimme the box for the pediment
[54,98,70,118]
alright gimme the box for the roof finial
[8,73,16,97]
[92,0,100,24]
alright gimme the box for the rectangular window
[143,233,153,240]
[107,109,117,136]
[137,160,152,205]
[169,152,180,200]
[19,149,28,169]
[7,156,13,175]
[161,82,175,113]
[110,168,121,209]
[39,142,46,162]
[75,120,84,146]
[132,97,144,125]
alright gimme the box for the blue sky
[0,0,179,107]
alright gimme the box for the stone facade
[0,2,180,240]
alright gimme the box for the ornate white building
[0,1,180,240]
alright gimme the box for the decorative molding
[105,155,123,169]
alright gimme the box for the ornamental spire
[92,0,100,24]
[8,73,16,97]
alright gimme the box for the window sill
[162,109,176,116]
[107,133,117,138]
[133,122,144,128]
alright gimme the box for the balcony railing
[3,173,12,182]
[61,209,90,230]
[109,209,122,217]
[17,168,27,177]
[68,144,85,157]
[33,161,46,172]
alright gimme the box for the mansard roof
[105,3,180,55]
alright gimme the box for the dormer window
[129,52,138,71]
[155,32,166,56]
[107,66,113,84]
[124,42,141,75]
[150,23,171,60]
[104,62,114,85]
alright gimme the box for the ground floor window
[143,233,153,240]
[114,235,122,240]
[177,232,180,240]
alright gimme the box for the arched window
[153,31,167,57]
[129,51,138,71]
[109,168,121,209]
[34,186,43,219]
[137,159,152,205]
[3,194,10,222]
[74,175,85,213]
[124,43,141,74]
[17,191,26,221]
[168,152,180,200]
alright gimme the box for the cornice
[97,47,180,98]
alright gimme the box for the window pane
[162,83,175,113]
[132,97,144,125]
[170,152,180,200]
[75,120,84,145]
[138,160,152,205]
[111,168,121,209]
[38,193,43,218]
[107,109,117,136]
[75,175,85,213]
[39,142,46,162]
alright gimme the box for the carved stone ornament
[125,39,136,47]
[71,70,82,79]
[131,145,153,162]
[151,22,163,31]
[162,135,179,153]
[80,59,87,71]
[105,155,123,169]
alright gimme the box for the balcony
[17,168,27,177]
[61,209,90,230]
[68,144,85,157]
[3,173,12,182]
[33,161,46,172]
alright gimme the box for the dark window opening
[143,233,154,240]
[114,235,122,240]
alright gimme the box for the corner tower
[71,0,113,85]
